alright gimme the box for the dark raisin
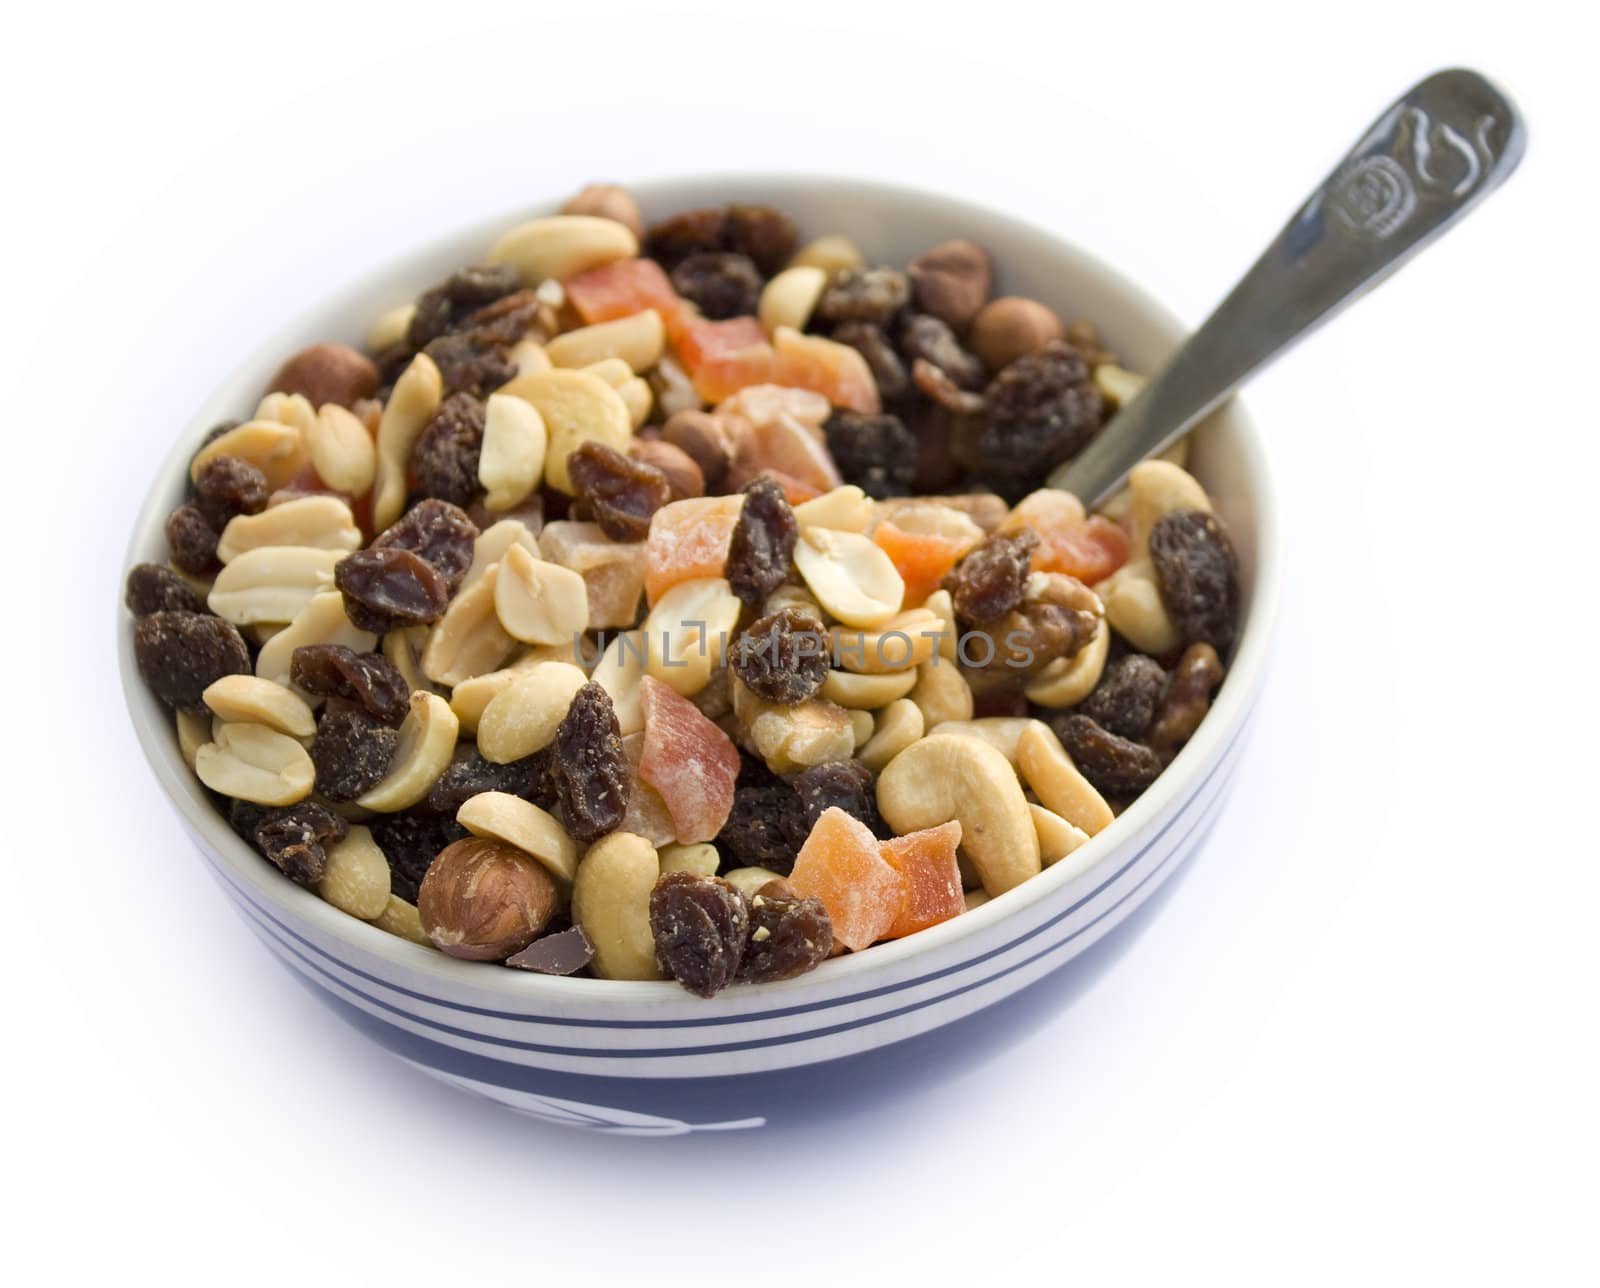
[165,504,220,574]
[133,611,250,711]
[456,287,543,345]
[738,886,833,983]
[422,332,516,400]
[793,760,888,837]
[427,747,555,814]
[309,701,398,802]
[1081,654,1168,739]
[124,563,206,617]
[816,267,910,327]
[567,441,671,541]
[911,357,986,415]
[369,808,467,903]
[1055,713,1163,799]
[372,498,478,594]
[730,608,829,705]
[649,872,750,997]
[551,683,630,843]
[716,763,809,875]
[830,321,909,401]
[411,391,486,508]
[900,314,985,390]
[725,204,797,275]
[725,477,798,606]
[192,455,268,529]
[228,797,273,845]
[253,803,348,886]
[969,342,1103,500]
[670,252,762,320]
[1148,510,1240,653]
[944,529,1039,625]
[334,547,450,633]
[289,643,411,727]
[408,263,523,348]
[644,207,732,268]
[506,925,595,975]
[823,410,916,499]
[1148,643,1224,754]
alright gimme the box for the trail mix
[126,183,1241,996]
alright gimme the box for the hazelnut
[907,239,992,329]
[418,837,558,961]
[970,297,1064,372]
[559,183,645,239]
[630,438,705,500]
[269,342,379,410]
[662,408,738,491]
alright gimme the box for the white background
[7,1,1596,1282]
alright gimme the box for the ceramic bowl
[118,175,1279,1135]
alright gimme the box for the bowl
[118,175,1279,1135]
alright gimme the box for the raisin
[970,341,1103,500]
[253,803,348,886]
[645,204,796,275]
[1148,643,1224,754]
[911,357,986,416]
[369,808,467,903]
[725,477,798,606]
[943,529,1039,626]
[644,207,731,268]
[669,252,762,320]
[422,331,517,399]
[730,607,829,705]
[793,760,889,837]
[1081,654,1168,739]
[815,267,910,327]
[407,263,523,348]
[290,643,411,727]
[228,797,273,845]
[458,288,544,345]
[309,701,398,802]
[372,498,478,594]
[1148,510,1240,653]
[716,761,809,875]
[192,455,268,529]
[411,391,486,508]
[899,314,985,390]
[427,746,555,814]
[1054,713,1163,799]
[739,886,833,983]
[124,563,206,617]
[830,321,909,401]
[165,504,220,574]
[133,611,250,711]
[725,204,798,275]
[551,683,630,843]
[567,441,671,541]
[823,410,917,499]
[649,872,750,997]
[334,547,450,634]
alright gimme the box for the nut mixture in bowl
[124,182,1241,998]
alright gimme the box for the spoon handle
[1049,68,1526,506]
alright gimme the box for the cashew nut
[829,607,943,675]
[1098,560,1181,657]
[372,352,443,532]
[1015,721,1114,836]
[859,698,924,773]
[1129,459,1211,550]
[875,733,1040,895]
[849,707,874,749]
[733,678,856,774]
[456,791,579,883]
[571,831,663,981]
[909,659,974,729]
[355,691,459,813]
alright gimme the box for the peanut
[477,392,547,513]
[421,564,516,687]
[254,590,376,688]
[202,674,316,738]
[733,678,855,774]
[590,629,647,736]
[657,842,721,878]
[793,527,905,629]
[207,546,342,625]
[1030,804,1092,869]
[1098,560,1181,656]
[1015,721,1114,836]
[493,542,589,645]
[723,867,786,900]
[355,691,459,812]
[488,215,638,286]
[641,577,741,697]
[859,698,924,773]
[456,791,579,883]
[318,824,392,920]
[462,518,540,593]
[758,265,827,334]
[909,658,974,729]
[500,367,632,495]
[372,353,443,531]
[794,485,874,534]
[538,521,647,630]
[790,234,864,276]
[381,625,436,697]
[559,183,645,238]
[195,721,316,806]
[255,391,318,435]
[1129,460,1211,550]
[829,607,943,675]
[849,707,875,749]
[571,831,663,981]
[371,894,432,946]
[546,309,665,373]
[305,403,377,497]
[366,303,415,353]
[475,662,587,764]
[176,708,211,770]
[215,495,361,564]
[189,419,308,492]
[819,667,918,710]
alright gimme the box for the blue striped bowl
[119,177,1279,1133]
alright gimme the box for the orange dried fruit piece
[675,316,778,402]
[872,509,982,609]
[880,820,964,938]
[1001,490,1131,584]
[637,675,741,844]
[788,806,904,951]
[772,327,881,414]
[565,258,685,333]
[643,494,743,605]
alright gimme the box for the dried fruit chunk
[815,266,910,327]
[788,807,904,952]
[1080,654,1168,740]
[649,872,750,997]
[165,504,220,574]
[738,885,833,982]
[253,803,348,885]
[880,820,964,938]
[551,682,631,843]
[539,520,647,630]
[567,440,671,542]
[125,563,207,617]
[643,495,742,605]
[411,391,487,508]
[670,251,763,320]
[193,455,269,530]
[716,760,809,875]
[334,547,450,633]
[730,607,829,705]
[1054,713,1163,799]
[725,477,798,606]
[871,508,983,608]
[637,676,741,844]
[565,258,682,327]
[1147,509,1241,653]
[823,410,916,499]
[310,702,399,801]
[970,342,1103,500]
[419,836,558,961]
[943,530,1039,625]
[369,807,467,903]
[793,759,888,837]
[133,610,250,711]
[289,643,411,727]
[371,498,479,595]
[772,327,881,414]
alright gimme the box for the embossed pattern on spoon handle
[1049,68,1526,506]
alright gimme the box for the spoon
[1048,67,1526,506]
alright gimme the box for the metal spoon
[1049,68,1525,506]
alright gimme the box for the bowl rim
[118,172,1281,1013]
